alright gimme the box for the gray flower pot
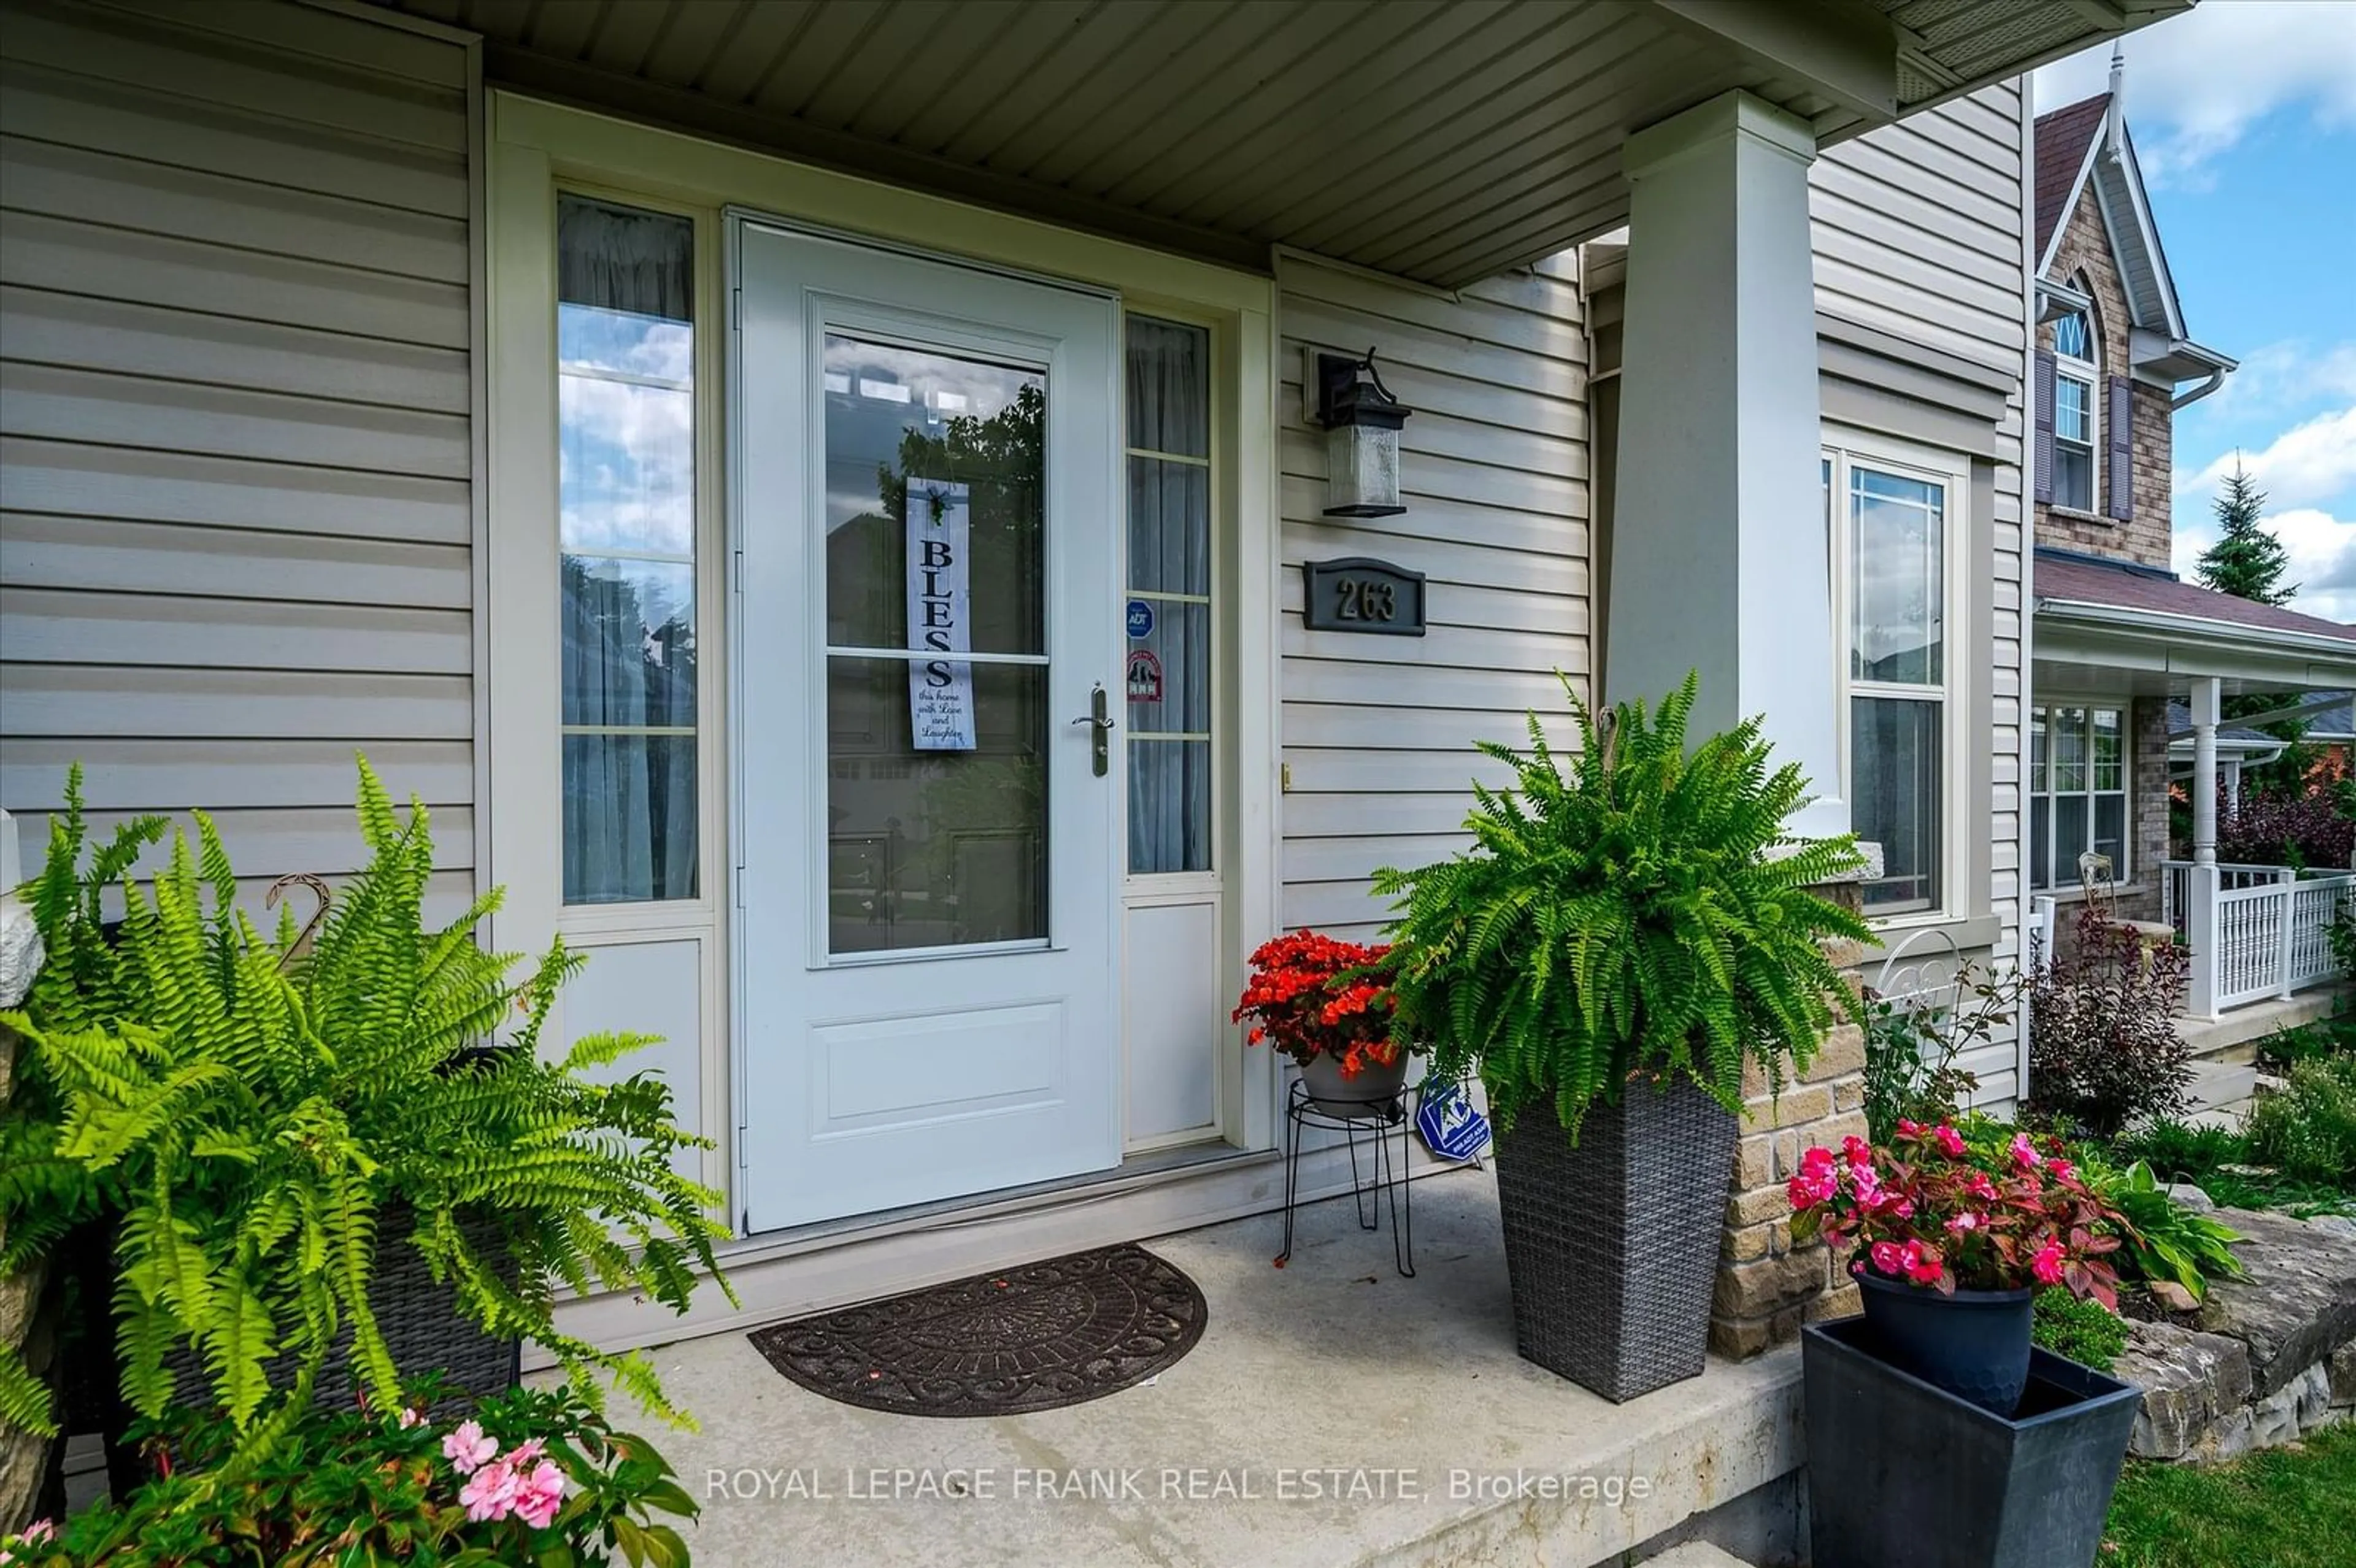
[1299,1050,1409,1118]
[1804,1317,2141,1568]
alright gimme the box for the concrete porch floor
[593,1167,1803,1568]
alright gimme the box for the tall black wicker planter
[1493,1078,1737,1402]
[88,1203,518,1499]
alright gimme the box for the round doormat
[746,1243,1207,1416]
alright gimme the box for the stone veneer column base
[1709,903,1873,1359]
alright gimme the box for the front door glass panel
[820,333,1049,954]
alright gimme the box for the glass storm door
[733,219,1122,1232]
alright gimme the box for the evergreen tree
[2194,462,2296,605]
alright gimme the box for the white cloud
[2193,339,2356,422]
[2174,406,2356,510]
[2033,2,2356,186]
[2174,507,2356,624]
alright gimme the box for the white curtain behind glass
[558,196,698,904]
[1125,317,1212,874]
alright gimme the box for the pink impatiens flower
[443,1420,496,1475]
[460,1456,522,1522]
[2031,1240,2067,1286]
[2010,1132,2044,1170]
[1946,1210,1984,1234]
[514,1457,567,1529]
[1933,1124,1966,1158]
[396,1407,424,1430]
[1966,1172,1998,1202]
[2048,1156,2077,1183]
[1870,1241,1905,1277]
[1788,1168,1837,1209]
[1898,1239,1943,1286]
[1895,1118,1923,1139]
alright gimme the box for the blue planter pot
[1855,1269,2033,1415]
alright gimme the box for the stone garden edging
[2112,1205,2356,1463]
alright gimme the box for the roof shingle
[2035,550,2356,645]
[2035,93,2109,260]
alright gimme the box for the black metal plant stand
[1277,1077,1416,1277]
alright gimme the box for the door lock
[1071,682,1114,777]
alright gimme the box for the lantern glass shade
[1325,420,1404,518]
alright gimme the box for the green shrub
[2032,1287,2129,1374]
[1373,673,1871,1140]
[0,763,734,1449]
[1858,961,2028,1141]
[2110,1117,2249,1182]
[2246,1056,2356,1191]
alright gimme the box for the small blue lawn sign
[1416,1078,1490,1163]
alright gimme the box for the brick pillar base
[1709,913,1873,1358]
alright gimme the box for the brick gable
[2036,179,2173,569]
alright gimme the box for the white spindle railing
[2168,859,2354,1018]
[2161,860,2297,942]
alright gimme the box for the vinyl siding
[1276,255,1589,938]
[0,0,475,912]
[1814,85,2031,1105]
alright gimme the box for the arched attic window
[2050,290,2099,512]
[2036,280,2131,521]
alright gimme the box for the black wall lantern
[1314,348,1411,518]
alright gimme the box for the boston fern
[0,761,733,1450]
[1374,674,1873,1141]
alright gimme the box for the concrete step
[2179,989,2347,1065]
[1642,1545,1758,1567]
[2185,1059,2259,1116]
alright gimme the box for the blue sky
[2035,3,2356,622]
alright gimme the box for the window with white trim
[1826,435,1963,918]
[2050,306,2097,512]
[2028,702,2128,891]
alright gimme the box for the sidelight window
[556,196,699,905]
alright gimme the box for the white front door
[733,219,1123,1232]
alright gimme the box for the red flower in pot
[1233,931,1404,1112]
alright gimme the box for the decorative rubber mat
[747,1243,1207,1417]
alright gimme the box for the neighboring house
[0,0,2190,1397]
[2025,66,2356,983]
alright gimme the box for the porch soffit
[366,0,2190,288]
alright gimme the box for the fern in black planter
[1373,673,1870,1399]
[0,762,733,1474]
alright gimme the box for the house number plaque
[1303,557,1426,636]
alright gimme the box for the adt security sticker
[1126,599,1155,639]
[1417,1080,1491,1163]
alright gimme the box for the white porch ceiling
[374,0,2192,286]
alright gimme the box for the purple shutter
[2033,350,2056,505]
[2106,376,2133,521]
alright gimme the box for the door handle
[1071,682,1114,777]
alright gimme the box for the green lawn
[2101,1420,2356,1568]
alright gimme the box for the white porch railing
[2163,859,2355,1018]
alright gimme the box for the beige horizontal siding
[0,0,475,890]
[1811,85,2027,371]
[1814,83,2030,1107]
[1277,253,1588,941]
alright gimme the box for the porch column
[2187,677,2222,1018]
[2190,677,2222,865]
[1609,91,1844,838]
